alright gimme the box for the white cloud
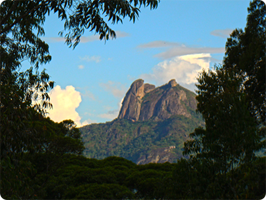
[47,85,93,127]
[155,46,224,59]
[78,65,84,69]
[119,97,124,109]
[79,35,99,43]
[138,41,180,48]
[137,40,224,59]
[210,29,234,38]
[79,55,101,63]
[115,31,130,38]
[99,81,127,98]
[140,53,211,92]
[42,37,65,42]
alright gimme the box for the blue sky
[20,0,252,126]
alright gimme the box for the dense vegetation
[1,0,265,199]
[7,154,264,199]
[80,114,203,164]
[0,0,159,198]
[34,155,175,199]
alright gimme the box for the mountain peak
[168,79,178,87]
[118,79,196,122]
[81,79,202,164]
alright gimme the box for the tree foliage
[182,0,265,198]
[0,0,160,198]
[223,0,265,125]
[1,115,84,199]
[184,67,260,172]
[182,67,264,198]
[0,0,159,51]
[0,68,55,198]
[40,155,176,199]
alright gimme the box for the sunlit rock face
[118,79,197,122]
[117,79,157,121]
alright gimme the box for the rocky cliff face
[136,146,178,165]
[118,79,197,122]
[118,79,156,121]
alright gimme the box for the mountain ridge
[80,79,203,164]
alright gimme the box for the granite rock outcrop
[118,79,197,122]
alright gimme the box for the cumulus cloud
[140,53,211,92]
[42,31,129,43]
[99,81,127,98]
[210,29,234,38]
[47,85,92,127]
[79,55,101,63]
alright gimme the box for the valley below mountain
[79,79,204,164]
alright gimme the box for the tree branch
[0,0,19,27]
[0,0,49,35]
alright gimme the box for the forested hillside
[80,114,203,164]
